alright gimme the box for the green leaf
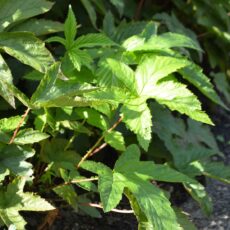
[82,144,195,229]
[75,108,108,130]
[179,64,226,109]
[0,54,15,108]
[80,0,97,28]
[151,103,218,168]
[0,116,23,132]
[64,5,77,49]
[121,100,152,151]
[0,0,53,31]
[97,58,136,94]
[0,178,54,229]
[10,19,63,36]
[74,33,116,48]
[40,139,80,171]
[0,32,54,73]
[31,63,97,108]
[174,208,197,230]
[53,184,78,210]
[0,144,35,176]
[104,130,126,151]
[13,129,49,145]
[135,56,189,96]
[123,32,202,52]
[110,0,124,15]
[200,162,230,184]
[184,182,213,215]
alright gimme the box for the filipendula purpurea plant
[0,2,229,229]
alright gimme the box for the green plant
[0,1,229,229]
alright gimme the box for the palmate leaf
[123,32,202,52]
[0,178,54,229]
[135,56,213,125]
[31,63,98,108]
[0,32,54,73]
[0,0,53,32]
[0,144,35,177]
[81,144,196,230]
[151,103,219,168]
[97,58,136,94]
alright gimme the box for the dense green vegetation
[0,0,229,229]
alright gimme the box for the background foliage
[0,0,229,229]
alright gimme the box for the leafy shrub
[0,0,229,229]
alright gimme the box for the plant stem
[134,0,145,20]
[77,116,123,168]
[9,108,30,144]
[80,202,134,214]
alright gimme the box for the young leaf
[0,0,53,32]
[64,5,77,49]
[73,33,116,48]
[0,32,54,73]
[0,178,55,229]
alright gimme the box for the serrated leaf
[80,0,97,28]
[184,182,213,215]
[121,101,152,151]
[151,103,218,168]
[0,32,54,73]
[40,139,80,171]
[13,129,49,145]
[64,5,77,49]
[0,54,15,108]
[104,130,125,151]
[135,55,189,96]
[81,144,196,229]
[123,32,202,52]
[53,184,78,210]
[179,64,226,108]
[75,107,108,130]
[0,178,54,229]
[110,0,124,16]
[174,208,197,230]
[31,63,97,108]
[74,33,116,48]
[0,144,35,176]
[200,162,230,184]
[0,0,53,32]
[97,58,136,94]
[10,19,63,36]
[0,116,23,132]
